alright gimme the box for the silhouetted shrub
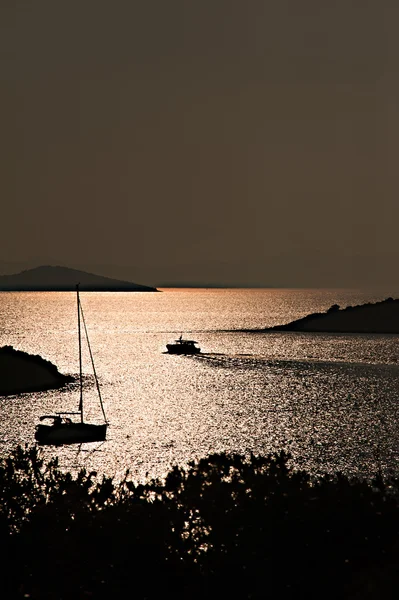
[327,303,340,313]
[1,446,398,599]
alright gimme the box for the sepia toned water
[0,288,398,481]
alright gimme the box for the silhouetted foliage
[327,303,340,312]
[1,446,398,599]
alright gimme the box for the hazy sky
[2,1,398,287]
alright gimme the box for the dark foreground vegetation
[1,446,398,599]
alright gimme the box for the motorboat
[166,335,201,355]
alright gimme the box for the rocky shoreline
[0,345,74,396]
[248,298,399,334]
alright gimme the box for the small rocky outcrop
[0,346,74,396]
[262,298,399,334]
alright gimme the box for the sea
[0,288,398,482]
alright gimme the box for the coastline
[0,345,74,396]
[241,298,399,334]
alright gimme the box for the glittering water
[0,288,398,480]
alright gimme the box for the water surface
[1,288,398,481]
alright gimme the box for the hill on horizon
[0,266,158,292]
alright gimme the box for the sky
[2,1,398,288]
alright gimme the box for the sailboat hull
[35,423,107,445]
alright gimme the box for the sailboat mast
[77,284,84,423]
[80,303,108,425]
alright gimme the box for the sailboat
[35,284,108,445]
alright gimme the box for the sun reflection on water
[0,289,398,481]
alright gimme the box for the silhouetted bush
[327,303,340,312]
[1,446,398,599]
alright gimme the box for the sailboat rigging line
[79,299,108,425]
[77,284,83,422]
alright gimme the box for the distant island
[254,298,399,334]
[0,345,74,396]
[0,266,158,292]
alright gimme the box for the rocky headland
[0,346,74,396]
[0,265,158,292]
[258,298,399,334]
